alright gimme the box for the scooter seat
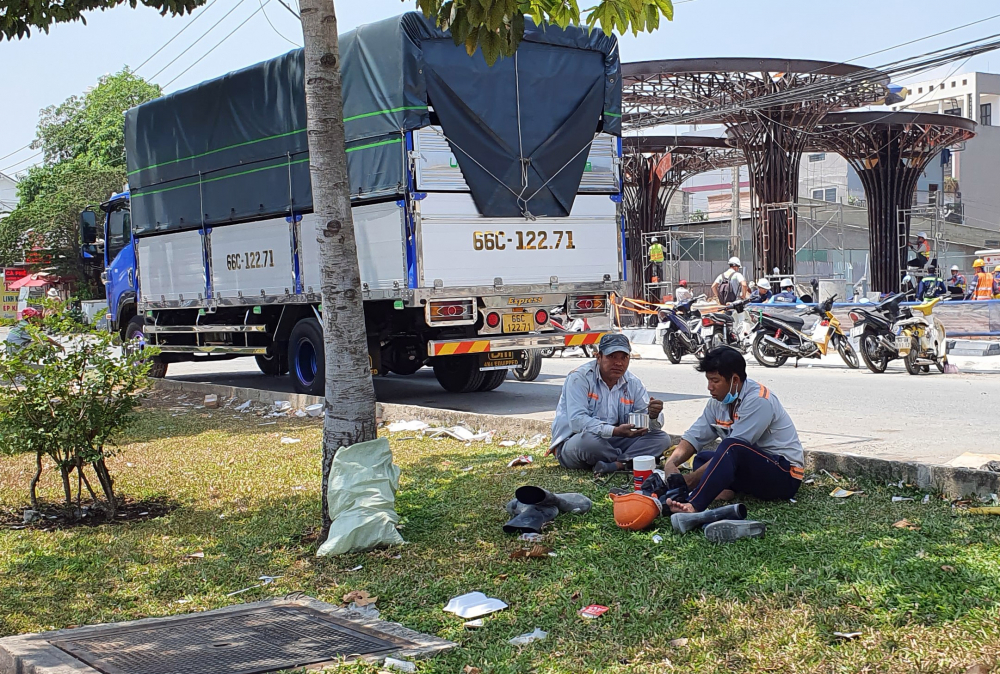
[762,312,805,330]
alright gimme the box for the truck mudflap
[428,331,605,357]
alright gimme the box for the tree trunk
[299,0,378,538]
[60,464,72,506]
[92,458,117,518]
[29,452,42,510]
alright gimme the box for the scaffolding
[897,204,949,289]
[640,228,735,303]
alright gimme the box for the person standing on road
[547,333,669,475]
[967,259,996,301]
[712,257,749,304]
[661,347,804,513]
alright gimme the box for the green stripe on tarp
[127,129,308,176]
[343,105,428,123]
[345,138,402,153]
[131,158,311,198]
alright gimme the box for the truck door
[104,206,136,322]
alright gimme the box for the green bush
[0,309,156,516]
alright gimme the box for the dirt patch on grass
[0,495,178,531]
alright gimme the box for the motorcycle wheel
[663,331,684,364]
[837,335,860,369]
[752,331,788,368]
[936,357,947,373]
[859,329,889,373]
[904,336,922,375]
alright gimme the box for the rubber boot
[514,486,593,514]
[670,503,747,534]
[703,519,766,543]
[503,499,559,534]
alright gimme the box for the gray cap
[598,333,631,356]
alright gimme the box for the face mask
[721,377,739,405]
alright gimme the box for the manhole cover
[50,604,415,674]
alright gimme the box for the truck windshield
[107,209,132,261]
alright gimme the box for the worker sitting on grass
[547,333,669,475]
[661,347,804,513]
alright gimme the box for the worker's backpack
[717,270,739,304]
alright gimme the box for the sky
[2,0,1000,176]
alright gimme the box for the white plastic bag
[317,437,404,556]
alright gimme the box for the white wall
[954,125,1000,232]
[0,172,17,215]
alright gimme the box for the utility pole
[730,165,741,257]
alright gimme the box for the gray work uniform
[550,360,669,470]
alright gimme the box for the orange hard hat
[611,492,662,531]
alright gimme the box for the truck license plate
[503,314,535,333]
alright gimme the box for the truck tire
[255,353,288,377]
[477,369,508,391]
[433,355,486,393]
[124,315,167,378]
[512,350,543,381]
[289,318,325,396]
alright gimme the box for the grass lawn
[1,398,999,674]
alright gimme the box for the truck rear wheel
[124,315,167,378]
[433,355,486,393]
[288,318,325,396]
[477,369,508,391]
[255,352,288,377]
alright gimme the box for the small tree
[0,311,153,516]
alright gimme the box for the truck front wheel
[288,318,325,396]
[124,315,168,378]
[432,355,486,393]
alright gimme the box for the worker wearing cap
[769,279,799,304]
[967,259,996,301]
[548,333,669,475]
[674,279,693,303]
[749,278,772,303]
[712,257,749,304]
[648,237,665,283]
[948,265,967,293]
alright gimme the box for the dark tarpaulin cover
[125,12,620,235]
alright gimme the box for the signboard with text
[2,268,26,320]
[3,268,27,290]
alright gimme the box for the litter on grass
[342,590,377,607]
[668,638,689,647]
[280,437,301,445]
[510,545,553,560]
[463,619,484,629]
[387,420,429,433]
[922,494,931,504]
[507,455,533,467]
[509,628,547,645]
[892,496,914,502]
[235,400,252,412]
[829,488,860,498]
[498,440,517,447]
[443,592,508,619]
[348,565,364,571]
[652,535,663,544]
[519,434,547,449]
[893,519,920,530]
[833,632,862,640]
[274,401,292,412]
[305,403,324,417]
[428,426,493,442]
[383,657,416,673]
[519,533,544,543]
[966,506,1000,515]
[578,605,609,619]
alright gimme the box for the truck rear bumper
[428,331,605,357]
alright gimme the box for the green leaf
[465,26,481,56]
[480,28,504,66]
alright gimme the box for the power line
[259,0,300,47]
[0,143,34,165]
[150,0,250,82]
[162,2,270,90]
[0,150,43,175]
[133,0,220,74]
[274,0,299,19]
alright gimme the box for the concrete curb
[151,379,1000,498]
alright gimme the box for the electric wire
[0,143,34,165]
[161,1,270,90]
[149,0,250,82]
[259,0,300,47]
[133,0,219,74]
[0,150,43,174]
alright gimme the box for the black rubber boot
[704,519,766,543]
[503,499,559,534]
[514,486,593,514]
[670,503,747,534]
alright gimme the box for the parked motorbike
[539,308,595,358]
[700,299,752,354]
[658,294,706,364]
[893,296,948,375]
[848,292,908,373]
[750,295,860,369]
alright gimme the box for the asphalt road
[166,347,1000,468]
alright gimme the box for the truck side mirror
[80,210,98,245]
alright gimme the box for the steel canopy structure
[622,58,889,277]
[808,111,976,292]
[621,135,744,298]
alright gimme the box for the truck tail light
[427,298,476,325]
[568,294,607,316]
[485,311,501,328]
[534,309,548,326]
